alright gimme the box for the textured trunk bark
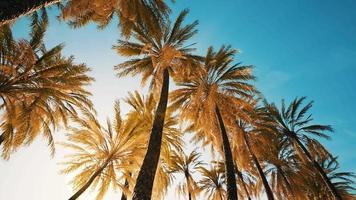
[0,133,4,145]
[0,0,61,25]
[68,158,111,200]
[292,136,342,200]
[235,165,251,200]
[215,106,238,200]
[132,68,170,200]
[242,132,275,200]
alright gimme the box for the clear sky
[1,0,355,199]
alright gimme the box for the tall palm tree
[171,45,256,199]
[264,97,342,199]
[198,163,227,200]
[233,160,254,200]
[169,149,205,200]
[215,158,255,200]
[297,140,356,200]
[123,91,184,200]
[61,101,146,200]
[0,11,93,159]
[114,10,200,199]
[235,120,275,200]
[262,134,300,200]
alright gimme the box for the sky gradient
[1,0,355,199]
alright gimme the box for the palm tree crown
[169,149,205,200]
[171,45,256,146]
[0,11,93,159]
[114,9,201,90]
[61,102,145,200]
[264,97,342,199]
[198,163,227,200]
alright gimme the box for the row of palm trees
[0,1,355,200]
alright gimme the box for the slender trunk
[242,132,275,200]
[292,136,342,200]
[0,133,4,145]
[235,166,251,200]
[120,172,132,200]
[120,178,129,200]
[218,190,223,200]
[68,158,111,200]
[185,175,192,200]
[277,167,295,200]
[132,68,170,200]
[215,106,238,200]
[0,0,61,25]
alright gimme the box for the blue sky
[172,0,356,172]
[0,0,355,199]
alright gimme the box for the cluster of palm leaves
[0,9,93,159]
[0,1,355,200]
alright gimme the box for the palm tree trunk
[120,178,129,200]
[132,68,170,200]
[242,132,275,200]
[68,158,111,200]
[235,166,251,200]
[0,133,4,145]
[292,136,342,200]
[0,0,60,25]
[185,176,192,200]
[218,190,223,200]
[215,106,238,200]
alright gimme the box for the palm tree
[198,163,226,200]
[264,97,342,199]
[60,101,146,200]
[114,10,200,199]
[235,120,275,200]
[171,45,256,199]
[123,91,184,200]
[169,149,205,200]
[262,134,300,199]
[234,161,254,200]
[297,140,356,200]
[0,11,93,159]
[215,158,255,200]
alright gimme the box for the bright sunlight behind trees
[0,1,355,200]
